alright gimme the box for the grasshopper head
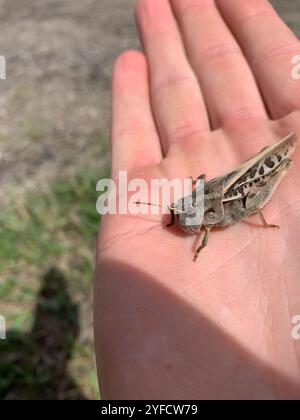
[171,192,204,234]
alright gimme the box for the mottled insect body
[170,133,297,261]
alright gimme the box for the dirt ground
[0,0,299,205]
[0,0,139,205]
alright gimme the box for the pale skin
[95,0,300,399]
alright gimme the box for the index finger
[111,51,163,176]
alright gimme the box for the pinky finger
[111,51,163,176]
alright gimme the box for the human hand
[95,0,300,399]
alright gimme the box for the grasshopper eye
[205,211,218,224]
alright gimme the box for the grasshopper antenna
[134,201,187,214]
[134,201,162,208]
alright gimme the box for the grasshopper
[165,132,297,261]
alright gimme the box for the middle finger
[171,0,268,129]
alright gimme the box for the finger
[171,0,267,130]
[136,0,210,152]
[111,51,163,176]
[216,0,300,119]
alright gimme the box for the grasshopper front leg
[191,174,206,186]
[166,208,175,228]
[193,226,212,262]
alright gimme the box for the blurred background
[0,0,299,400]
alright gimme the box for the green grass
[0,170,104,400]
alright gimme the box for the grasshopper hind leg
[245,184,281,229]
[257,208,280,229]
[193,226,211,262]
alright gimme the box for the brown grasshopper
[165,132,297,261]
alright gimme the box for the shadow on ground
[0,268,87,400]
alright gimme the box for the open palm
[95,0,300,399]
